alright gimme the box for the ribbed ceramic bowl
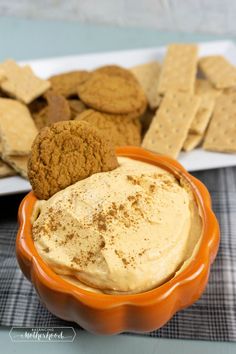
[16,146,220,334]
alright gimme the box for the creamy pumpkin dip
[32,157,202,294]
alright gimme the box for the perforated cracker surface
[142,91,200,158]
[199,56,236,89]
[0,98,38,156]
[157,44,198,95]
[203,93,236,152]
[183,133,202,152]
[0,60,50,104]
[131,61,161,109]
[190,95,215,134]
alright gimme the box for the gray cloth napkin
[0,167,236,341]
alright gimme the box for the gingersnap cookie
[45,90,71,124]
[76,109,141,147]
[78,72,147,115]
[28,97,46,114]
[122,101,147,120]
[94,65,137,83]
[49,70,90,97]
[30,91,71,130]
[28,97,47,130]
[32,106,48,130]
[28,120,118,200]
[68,99,87,119]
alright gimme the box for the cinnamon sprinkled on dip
[32,157,202,294]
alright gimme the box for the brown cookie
[76,109,141,147]
[125,102,147,120]
[94,65,137,83]
[78,72,147,115]
[68,99,87,119]
[32,106,48,130]
[30,91,71,130]
[49,70,90,97]
[45,90,71,124]
[28,120,118,200]
[28,97,47,130]
[28,97,47,114]
[70,99,146,122]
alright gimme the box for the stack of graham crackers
[132,44,236,158]
[0,60,50,178]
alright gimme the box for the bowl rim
[16,146,220,310]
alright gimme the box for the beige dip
[32,157,202,294]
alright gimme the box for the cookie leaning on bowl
[28,120,119,200]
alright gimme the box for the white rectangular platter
[1,40,236,196]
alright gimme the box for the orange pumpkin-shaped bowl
[16,146,220,334]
